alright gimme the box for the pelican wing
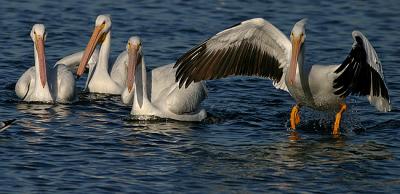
[15,67,35,100]
[51,64,76,103]
[174,18,291,91]
[110,51,128,88]
[166,82,208,115]
[333,31,391,112]
[55,48,99,74]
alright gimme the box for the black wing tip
[352,31,365,41]
[354,36,364,46]
[173,18,286,89]
[177,77,185,88]
[177,78,191,89]
[175,38,285,88]
[333,37,389,101]
[174,42,209,89]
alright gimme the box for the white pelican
[15,24,75,103]
[76,14,127,95]
[121,36,207,121]
[174,18,391,134]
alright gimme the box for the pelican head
[76,14,112,77]
[289,18,307,84]
[30,24,47,88]
[95,14,112,33]
[126,36,143,93]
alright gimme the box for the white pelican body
[76,14,127,95]
[15,24,75,103]
[121,37,207,121]
[287,64,341,111]
[174,18,391,134]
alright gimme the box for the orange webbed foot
[290,105,301,129]
[332,103,347,135]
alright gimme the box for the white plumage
[121,36,207,121]
[75,14,127,95]
[15,24,76,103]
[174,18,391,134]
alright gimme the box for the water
[1,0,400,193]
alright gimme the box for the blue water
[1,0,400,193]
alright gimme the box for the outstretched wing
[174,18,292,91]
[333,31,391,112]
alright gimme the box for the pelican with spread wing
[174,18,391,134]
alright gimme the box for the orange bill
[35,35,47,88]
[127,45,140,93]
[76,24,105,77]
[289,36,302,85]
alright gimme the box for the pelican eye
[99,21,106,28]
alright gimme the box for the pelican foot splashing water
[174,18,391,134]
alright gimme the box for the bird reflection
[122,119,197,139]
[119,119,198,159]
[288,130,301,141]
[15,103,73,133]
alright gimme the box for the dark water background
[0,0,400,193]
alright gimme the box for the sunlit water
[0,0,400,193]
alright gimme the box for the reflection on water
[184,134,395,192]
[16,103,56,133]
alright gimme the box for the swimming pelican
[121,36,207,121]
[174,18,391,134]
[15,24,75,103]
[76,14,127,95]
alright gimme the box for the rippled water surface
[1,0,400,193]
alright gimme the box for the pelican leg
[290,105,301,129]
[333,103,347,135]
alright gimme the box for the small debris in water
[0,119,16,132]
